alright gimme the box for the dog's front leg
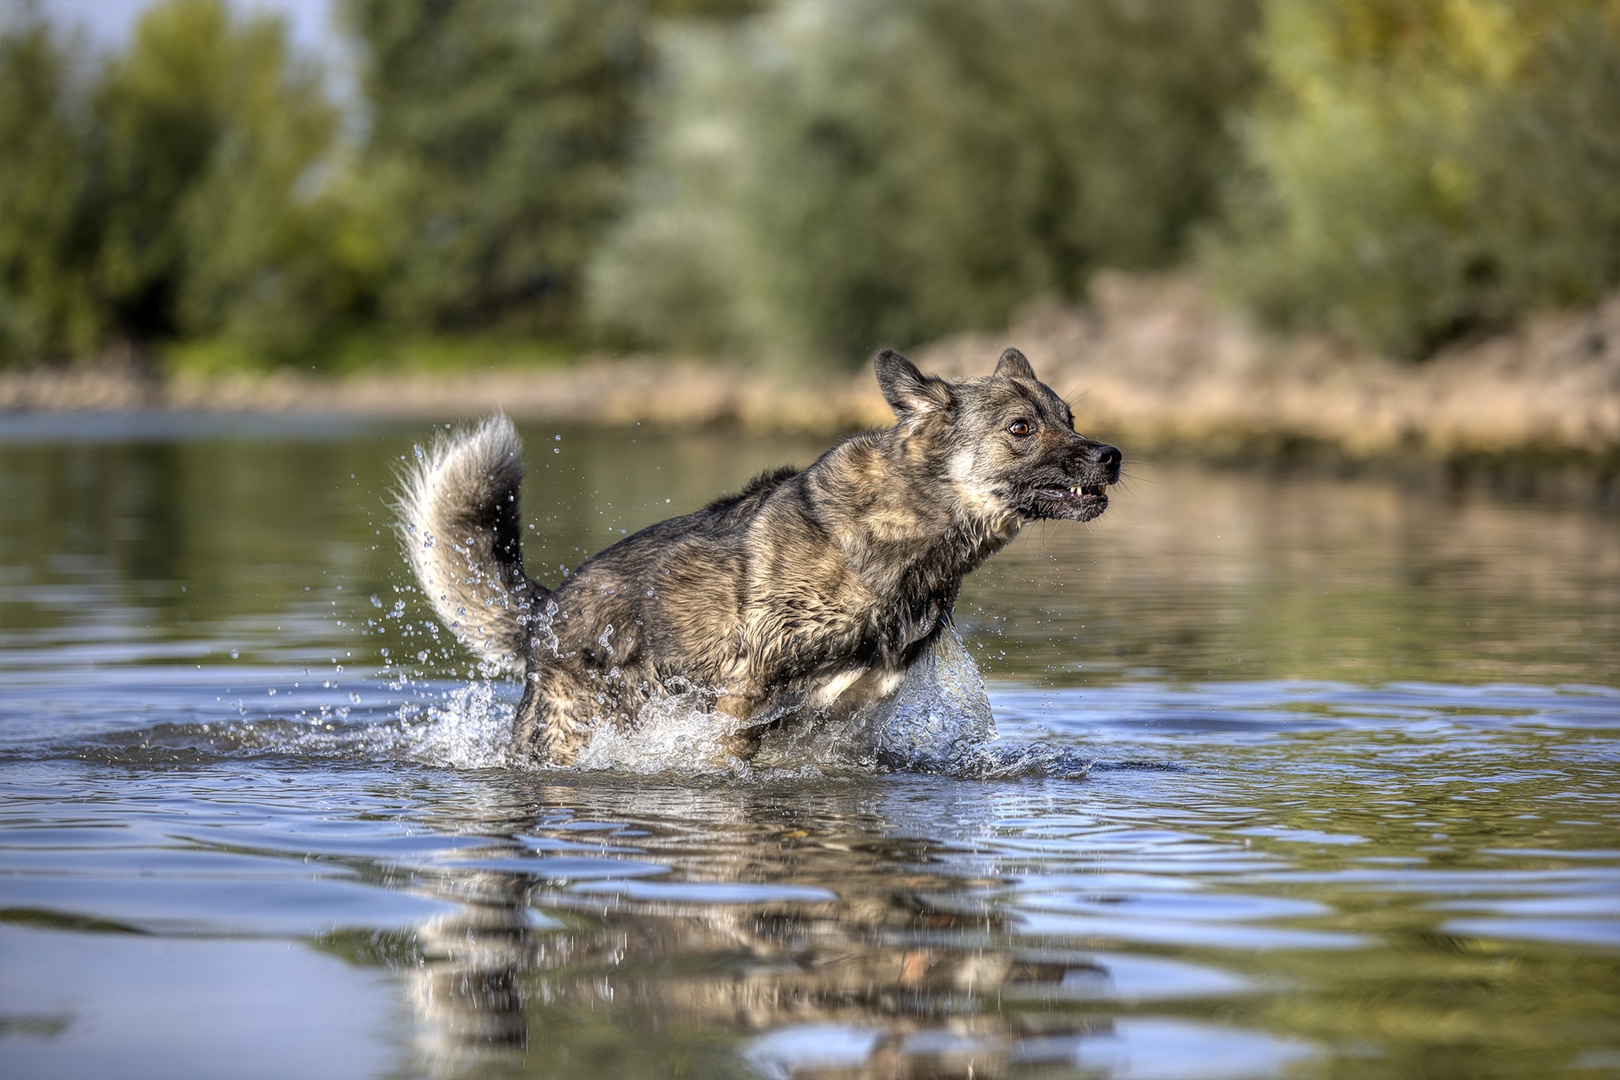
[715,689,767,762]
[513,665,548,761]
[513,660,592,766]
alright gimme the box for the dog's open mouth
[1035,483,1107,503]
[1029,483,1109,520]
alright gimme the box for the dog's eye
[1007,420,1033,437]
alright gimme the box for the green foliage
[340,0,655,336]
[94,0,342,355]
[588,0,1261,367]
[0,15,102,365]
[7,0,1615,374]
[0,0,344,365]
[1205,0,1620,359]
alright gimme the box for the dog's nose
[1089,444,1122,470]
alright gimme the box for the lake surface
[1,414,1617,1080]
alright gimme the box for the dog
[398,347,1120,765]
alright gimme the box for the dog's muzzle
[1028,442,1121,522]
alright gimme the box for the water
[1,415,1617,1080]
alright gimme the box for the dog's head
[876,347,1121,525]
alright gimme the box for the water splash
[399,681,516,770]
[874,629,1094,780]
[573,689,741,774]
[566,628,1093,779]
[876,628,996,767]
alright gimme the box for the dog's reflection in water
[390,782,1123,1079]
[408,889,533,1062]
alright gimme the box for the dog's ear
[875,349,953,417]
[994,348,1037,381]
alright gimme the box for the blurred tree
[95,0,342,357]
[341,0,659,336]
[588,0,1262,368]
[0,0,345,365]
[24,0,1609,376]
[0,13,102,366]
[1205,0,1620,359]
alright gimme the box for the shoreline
[4,272,1616,482]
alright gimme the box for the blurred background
[2,0,1617,396]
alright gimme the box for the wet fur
[398,348,1120,765]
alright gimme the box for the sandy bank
[921,273,1620,467]
[4,273,1617,470]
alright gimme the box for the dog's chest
[825,589,949,670]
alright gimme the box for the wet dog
[398,348,1120,765]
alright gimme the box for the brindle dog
[398,348,1120,765]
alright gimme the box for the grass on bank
[162,332,580,379]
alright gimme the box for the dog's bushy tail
[397,414,542,671]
